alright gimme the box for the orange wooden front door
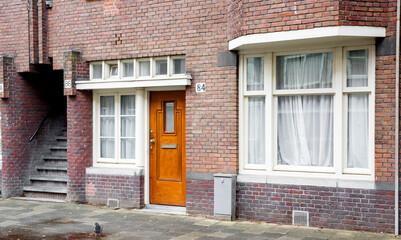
[149,91,186,206]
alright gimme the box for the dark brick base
[236,182,395,233]
[86,172,144,208]
[186,179,214,216]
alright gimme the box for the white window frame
[239,45,375,179]
[170,55,186,75]
[93,90,137,165]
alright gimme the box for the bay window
[240,46,374,176]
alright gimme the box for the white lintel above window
[80,56,190,90]
[229,26,386,52]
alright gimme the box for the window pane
[156,60,168,75]
[100,96,114,115]
[348,94,369,168]
[121,95,135,115]
[92,64,102,79]
[277,95,333,167]
[123,62,134,77]
[165,102,174,132]
[121,117,135,137]
[248,97,265,164]
[247,57,264,91]
[276,53,333,89]
[347,49,368,87]
[100,117,115,137]
[173,59,186,74]
[121,139,135,159]
[139,61,150,76]
[101,139,115,158]
[110,65,118,77]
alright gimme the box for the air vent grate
[293,210,309,226]
[107,199,119,209]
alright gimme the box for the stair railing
[29,109,52,142]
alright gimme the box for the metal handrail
[29,109,52,142]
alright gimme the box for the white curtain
[247,57,264,91]
[347,50,368,87]
[248,97,265,164]
[121,95,136,159]
[100,96,115,158]
[277,53,333,167]
[346,50,369,168]
[347,94,369,168]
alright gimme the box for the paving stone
[194,219,219,227]
[172,231,207,240]
[0,199,396,240]
[207,231,235,238]
[0,220,20,227]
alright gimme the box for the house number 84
[196,83,206,93]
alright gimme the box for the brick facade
[237,182,395,233]
[1,66,50,197]
[186,179,214,216]
[86,171,144,208]
[0,0,399,234]
[67,91,92,202]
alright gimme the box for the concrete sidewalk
[0,199,397,240]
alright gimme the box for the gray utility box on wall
[214,173,237,221]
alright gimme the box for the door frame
[143,87,187,206]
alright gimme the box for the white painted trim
[237,174,375,189]
[77,79,191,90]
[86,167,143,176]
[239,45,376,181]
[229,26,386,50]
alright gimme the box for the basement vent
[292,210,309,226]
[107,199,119,209]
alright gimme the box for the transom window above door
[240,46,374,177]
[90,56,186,81]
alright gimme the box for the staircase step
[37,165,67,171]
[49,145,67,150]
[55,136,67,141]
[23,186,67,194]
[43,156,67,161]
[30,176,67,182]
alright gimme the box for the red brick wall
[67,90,92,202]
[227,0,391,40]
[47,0,239,174]
[0,2,30,72]
[86,173,144,208]
[186,179,214,216]
[1,70,50,197]
[375,55,397,182]
[237,182,395,233]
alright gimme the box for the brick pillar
[63,50,81,96]
[66,90,92,202]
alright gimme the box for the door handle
[150,139,155,144]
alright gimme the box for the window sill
[237,172,375,189]
[86,166,143,176]
[77,75,191,90]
